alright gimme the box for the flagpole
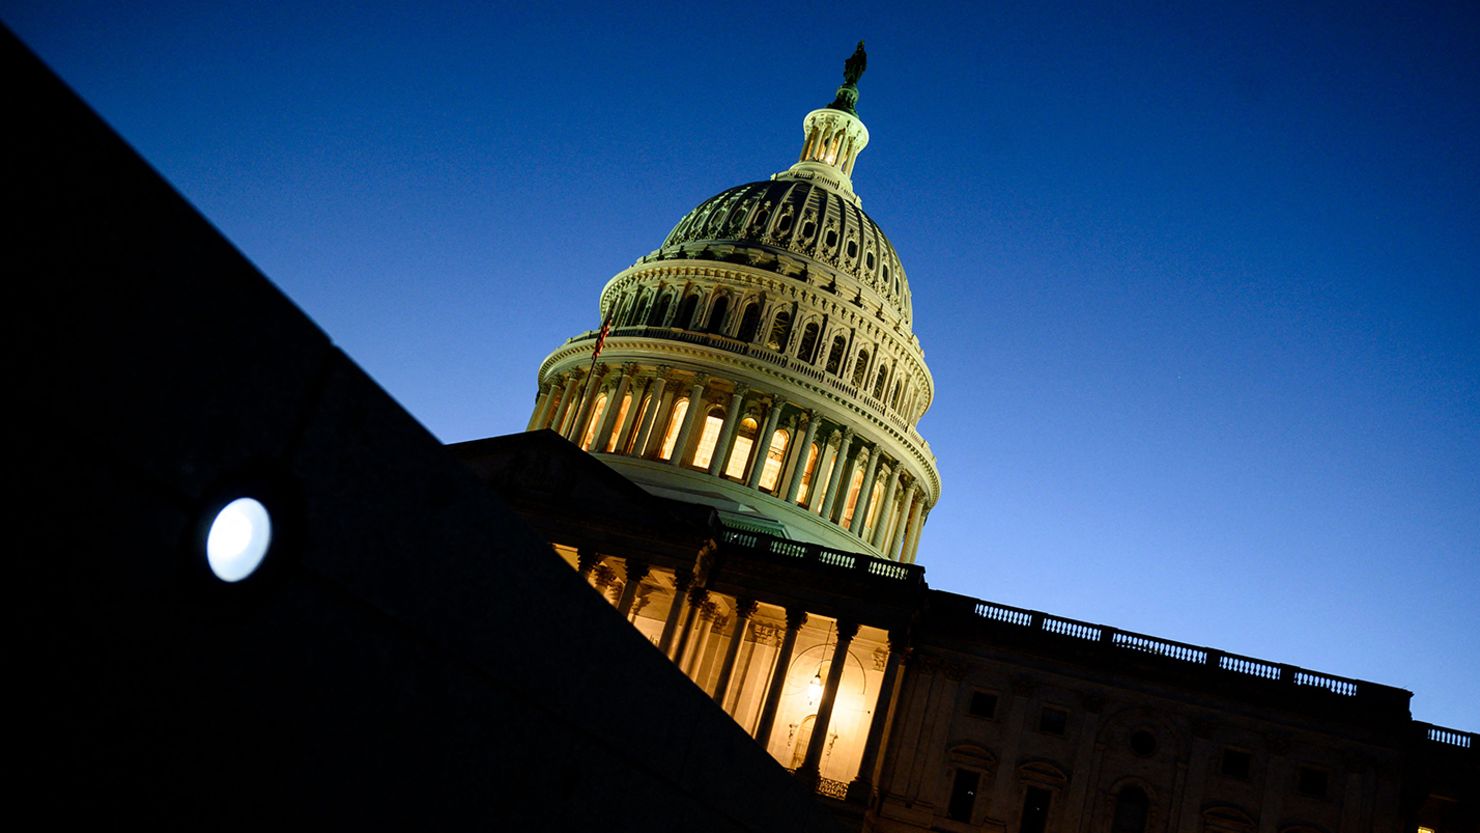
[571,310,613,440]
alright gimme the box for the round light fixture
[205,497,273,582]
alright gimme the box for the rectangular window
[1297,766,1328,798]
[968,691,998,719]
[1221,748,1252,780]
[1038,706,1068,736]
[948,768,980,822]
[1021,786,1051,833]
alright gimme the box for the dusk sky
[6,2,1476,729]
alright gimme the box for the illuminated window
[579,392,608,450]
[658,397,689,460]
[724,417,758,479]
[863,478,885,537]
[691,408,725,469]
[839,466,865,527]
[759,428,789,491]
[811,449,837,514]
[205,497,273,582]
[797,443,820,505]
[603,393,632,452]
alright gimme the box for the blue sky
[6,1,1476,729]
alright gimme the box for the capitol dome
[526,44,940,562]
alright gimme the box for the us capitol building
[451,43,1477,833]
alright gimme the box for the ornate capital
[835,620,860,641]
[624,559,650,583]
[656,364,673,381]
[735,598,758,620]
[785,607,809,630]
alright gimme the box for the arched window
[705,294,729,333]
[873,365,889,400]
[624,394,652,453]
[603,393,632,452]
[658,397,689,460]
[691,406,726,469]
[851,349,870,387]
[839,465,866,526]
[579,392,609,451]
[648,292,672,326]
[863,476,886,537]
[759,428,790,492]
[674,293,700,329]
[724,417,758,479]
[1111,787,1149,833]
[797,442,820,505]
[766,310,792,351]
[737,302,762,342]
[796,321,820,362]
[825,336,848,376]
[891,380,903,409]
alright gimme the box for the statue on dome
[842,41,867,86]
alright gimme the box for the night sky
[6,2,1476,730]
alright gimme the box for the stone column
[711,598,758,705]
[670,586,709,663]
[888,485,918,560]
[846,634,906,804]
[566,363,610,442]
[613,375,651,453]
[594,363,635,451]
[819,429,855,520]
[527,378,560,431]
[796,620,860,784]
[576,547,600,580]
[784,410,821,503]
[871,464,903,548]
[744,396,786,489]
[905,507,930,564]
[552,371,582,436]
[755,608,807,751]
[850,446,883,535]
[707,384,749,476]
[632,367,670,457]
[668,373,708,466]
[614,559,649,617]
[656,570,693,656]
[827,441,863,524]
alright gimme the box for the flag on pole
[592,311,613,358]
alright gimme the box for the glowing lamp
[206,497,273,582]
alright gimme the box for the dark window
[824,229,838,248]
[873,366,888,399]
[1111,786,1149,833]
[846,239,858,259]
[1020,787,1051,833]
[1130,730,1157,757]
[737,302,761,342]
[800,220,816,239]
[866,251,876,270]
[968,691,998,719]
[776,212,793,233]
[766,310,792,351]
[1038,707,1068,736]
[647,293,672,326]
[705,294,729,333]
[851,350,870,387]
[1297,766,1328,798]
[825,336,848,376]
[796,322,820,362]
[948,769,980,822]
[674,294,699,329]
[1221,749,1252,780]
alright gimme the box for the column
[656,570,693,655]
[594,363,635,451]
[707,384,749,476]
[846,633,906,804]
[755,608,807,751]
[783,410,821,503]
[870,464,903,548]
[807,432,838,514]
[796,620,860,784]
[551,372,582,435]
[711,598,758,705]
[850,446,883,535]
[827,441,863,524]
[745,396,786,489]
[614,375,651,453]
[670,586,709,663]
[632,367,670,457]
[576,547,600,581]
[566,363,609,442]
[819,429,855,520]
[527,379,559,431]
[614,559,649,617]
[888,485,918,560]
[668,373,708,466]
[905,506,929,564]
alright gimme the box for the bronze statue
[843,41,867,86]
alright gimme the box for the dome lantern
[774,41,871,207]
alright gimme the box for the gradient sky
[6,1,1476,729]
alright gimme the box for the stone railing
[719,527,923,585]
[957,596,1405,704]
[1419,723,1476,750]
[815,777,850,800]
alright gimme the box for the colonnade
[529,363,932,563]
[570,547,905,800]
